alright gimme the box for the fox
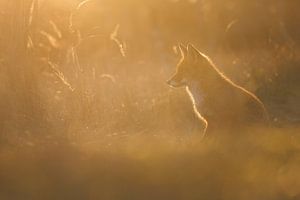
[167,44,269,137]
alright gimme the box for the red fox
[167,44,269,137]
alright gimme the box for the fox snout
[166,73,186,88]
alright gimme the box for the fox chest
[186,86,208,113]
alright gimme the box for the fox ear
[187,43,201,62]
[178,43,187,58]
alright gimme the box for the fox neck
[185,65,229,106]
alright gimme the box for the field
[0,0,300,199]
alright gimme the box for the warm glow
[0,0,300,199]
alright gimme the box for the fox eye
[180,64,191,72]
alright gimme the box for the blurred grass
[1,127,300,200]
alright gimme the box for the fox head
[167,44,210,88]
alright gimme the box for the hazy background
[0,0,300,199]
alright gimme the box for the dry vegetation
[0,0,300,199]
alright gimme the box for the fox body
[167,44,269,135]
